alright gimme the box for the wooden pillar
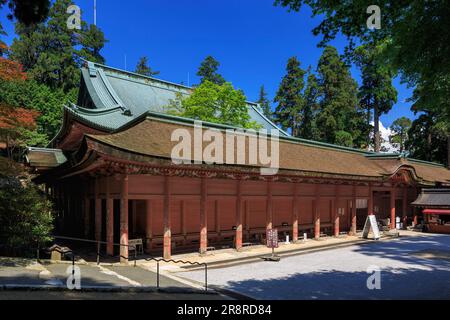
[413,188,419,226]
[200,178,208,255]
[106,177,114,256]
[132,200,137,237]
[84,196,90,238]
[120,174,129,263]
[245,200,250,236]
[334,185,339,237]
[368,184,374,216]
[95,178,102,242]
[235,179,243,251]
[145,200,152,252]
[292,183,299,242]
[181,200,187,245]
[350,185,357,235]
[314,185,320,240]
[390,187,396,229]
[266,180,273,231]
[215,200,221,241]
[163,176,171,259]
[402,187,408,229]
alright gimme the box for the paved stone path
[178,233,450,300]
[0,258,201,292]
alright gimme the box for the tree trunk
[374,104,381,153]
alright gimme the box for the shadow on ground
[199,234,450,300]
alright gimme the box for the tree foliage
[354,44,397,152]
[257,85,272,120]
[274,56,306,136]
[168,80,260,129]
[389,116,411,153]
[196,55,225,85]
[135,56,160,77]
[406,113,449,165]
[275,0,450,159]
[0,157,53,257]
[9,0,107,92]
[315,46,367,147]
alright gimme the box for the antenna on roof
[94,0,97,25]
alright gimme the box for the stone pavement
[176,232,450,300]
[0,257,212,295]
[137,231,417,272]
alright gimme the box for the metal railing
[37,235,209,292]
[144,257,208,292]
[37,235,138,267]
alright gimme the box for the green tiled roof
[67,61,289,135]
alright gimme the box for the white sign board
[362,215,380,240]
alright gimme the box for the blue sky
[1,0,415,127]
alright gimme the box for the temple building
[27,61,450,262]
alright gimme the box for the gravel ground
[178,233,450,300]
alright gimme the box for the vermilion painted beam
[95,178,102,242]
[215,200,221,242]
[402,188,408,229]
[350,185,357,235]
[390,187,396,229]
[368,184,374,216]
[106,177,114,256]
[292,183,299,242]
[163,176,171,259]
[145,200,152,252]
[314,185,320,240]
[235,179,243,251]
[266,181,273,231]
[334,185,339,237]
[199,178,208,254]
[84,196,90,239]
[120,174,129,264]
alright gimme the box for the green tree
[196,55,225,85]
[168,80,259,129]
[0,0,50,53]
[390,116,412,153]
[0,68,76,142]
[315,46,366,147]
[274,56,306,136]
[300,70,320,140]
[354,44,397,152]
[274,0,450,136]
[257,85,272,120]
[0,157,53,257]
[135,56,160,77]
[9,0,106,92]
[79,23,107,65]
[406,112,449,165]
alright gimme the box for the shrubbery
[0,157,53,257]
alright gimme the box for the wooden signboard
[266,229,279,248]
[362,215,380,240]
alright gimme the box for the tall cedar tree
[275,0,450,161]
[257,85,272,120]
[197,56,225,85]
[274,56,306,136]
[354,44,397,152]
[316,46,366,147]
[300,69,320,140]
[135,56,160,77]
[0,0,50,53]
[10,0,107,92]
[390,116,411,153]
